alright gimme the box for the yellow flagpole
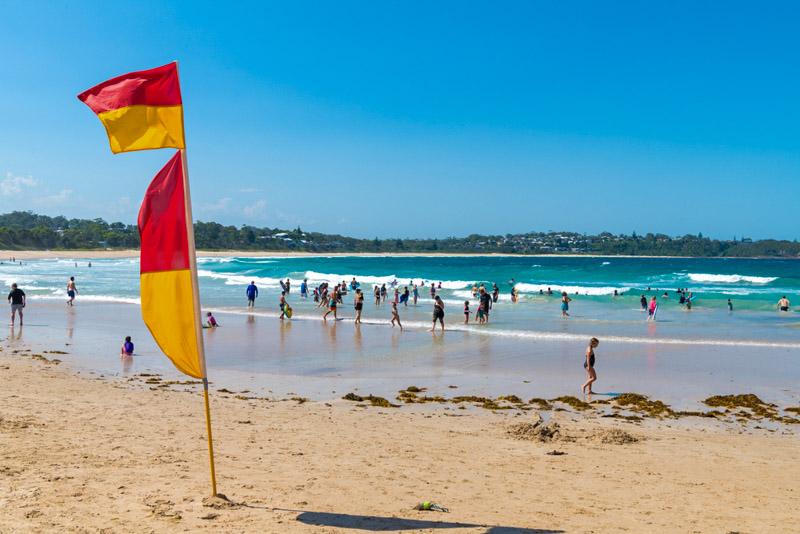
[175,61,218,497]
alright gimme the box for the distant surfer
[777,296,791,312]
[581,338,599,395]
[246,281,258,307]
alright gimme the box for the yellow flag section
[138,151,203,379]
[78,63,185,154]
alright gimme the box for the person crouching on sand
[582,337,599,395]
[206,311,218,327]
[120,336,134,356]
[390,301,402,331]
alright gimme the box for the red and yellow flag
[138,151,202,379]
[78,63,185,154]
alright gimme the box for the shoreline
[2,339,799,532]
[0,249,792,260]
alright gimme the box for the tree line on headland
[0,211,798,258]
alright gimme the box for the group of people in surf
[239,277,794,332]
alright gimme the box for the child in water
[390,302,402,331]
[463,301,470,324]
[206,311,218,327]
[120,336,134,356]
[581,337,599,395]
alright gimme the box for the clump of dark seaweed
[550,396,592,411]
[365,395,399,408]
[342,393,363,402]
[290,397,309,404]
[451,396,492,404]
[703,394,777,419]
[613,393,674,418]
[498,395,524,404]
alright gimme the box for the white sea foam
[197,269,284,287]
[514,283,630,296]
[602,262,611,265]
[685,273,777,284]
[33,294,141,304]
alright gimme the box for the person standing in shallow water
[582,338,599,395]
[561,292,572,317]
[8,283,25,326]
[431,295,445,332]
[66,277,78,306]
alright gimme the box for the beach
[1,254,799,532]
[3,350,800,533]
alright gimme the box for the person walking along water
[581,338,599,395]
[8,283,25,326]
[431,295,445,332]
[67,277,78,306]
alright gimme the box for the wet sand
[10,302,800,412]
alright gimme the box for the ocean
[5,255,799,343]
[3,255,799,408]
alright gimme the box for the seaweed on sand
[703,394,777,419]
[549,396,592,411]
[613,393,674,418]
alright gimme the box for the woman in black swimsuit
[581,337,599,395]
[430,295,445,332]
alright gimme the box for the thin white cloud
[238,188,258,193]
[200,197,232,213]
[116,196,132,211]
[2,172,38,196]
[243,199,267,219]
[34,189,73,206]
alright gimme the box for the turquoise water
[2,255,799,345]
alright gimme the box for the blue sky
[1,1,798,239]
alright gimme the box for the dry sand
[2,353,799,533]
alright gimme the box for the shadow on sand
[288,510,564,533]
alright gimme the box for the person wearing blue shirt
[300,279,308,298]
[246,281,258,308]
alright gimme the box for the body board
[285,306,293,319]
[651,303,658,320]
